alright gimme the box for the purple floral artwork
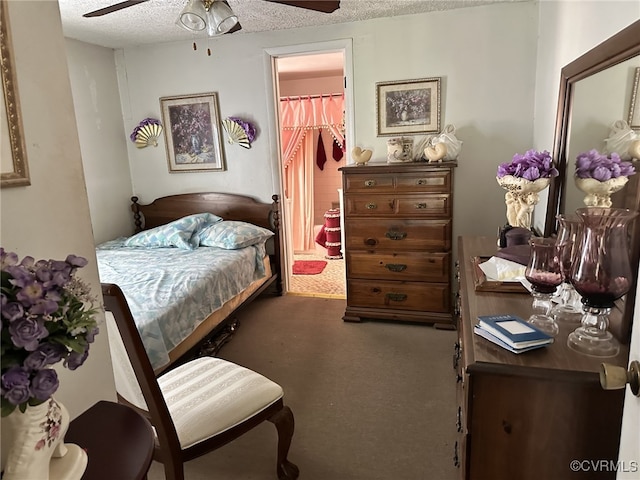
[168,103,216,164]
[385,88,430,127]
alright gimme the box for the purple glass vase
[568,207,638,357]
[525,237,563,336]
[550,214,583,323]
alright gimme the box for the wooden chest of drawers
[339,162,456,325]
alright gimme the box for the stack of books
[474,314,554,353]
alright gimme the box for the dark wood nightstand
[64,400,155,480]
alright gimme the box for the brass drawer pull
[416,178,428,185]
[385,231,407,240]
[364,238,378,246]
[386,293,407,302]
[415,202,427,209]
[366,202,377,209]
[364,179,377,187]
[385,263,407,272]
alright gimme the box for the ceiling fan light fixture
[208,1,238,35]
[176,0,207,32]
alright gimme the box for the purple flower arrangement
[497,149,559,181]
[575,150,636,181]
[1,249,99,416]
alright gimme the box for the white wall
[65,39,134,244]
[111,2,539,246]
[532,0,640,233]
[0,0,116,418]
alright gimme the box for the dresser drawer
[396,194,451,216]
[347,279,451,312]
[343,170,451,194]
[344,174,395,192]
[346,251,450,282]
[344,194,451,217]
[395,170,451,193]
[344,218,451,251]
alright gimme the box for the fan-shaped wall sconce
[222,117,256,149]
[130,118,163,148]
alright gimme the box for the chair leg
[162,458,184,480]
[268,405,299,480]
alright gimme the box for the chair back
[101,283,183,460]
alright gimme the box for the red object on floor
[293,260,328,275]
[315,208,343,259]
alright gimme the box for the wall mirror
[545,19,640,343]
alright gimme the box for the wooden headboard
[131,192,280,233]
[130,192,282,294]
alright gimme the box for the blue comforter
[96,238,267,369]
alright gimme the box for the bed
[96,192,282,373]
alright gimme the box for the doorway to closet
[274,51,346,299]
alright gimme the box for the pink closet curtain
[280,94,344,252]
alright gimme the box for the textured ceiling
[59,0,526,50]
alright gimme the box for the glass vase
[550,213,583,323]
[525,237,563,336]
[568,207,638,357]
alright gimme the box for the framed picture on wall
[1,0,30,187]
[376,77,441,136]
[628,67,640,130]
[160,92,226,172]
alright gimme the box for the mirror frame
[1,0,30,188]
[545,19,640,343]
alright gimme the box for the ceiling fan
[82,0,342,34]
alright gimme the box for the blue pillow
[124,212,223,250]
[198,221,274,249]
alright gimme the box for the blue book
[473,325,551,354]
[477,314,554,348]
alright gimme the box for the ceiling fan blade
[83,0,150,18]
[263,0,340,14]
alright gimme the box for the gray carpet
[147,294,458,480]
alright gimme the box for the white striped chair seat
[158,357,284,449]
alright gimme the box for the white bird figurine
[352,147,373,165]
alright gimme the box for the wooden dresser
[454,236,628,480]
[339,162,456,325]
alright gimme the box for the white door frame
[262,39,354,293]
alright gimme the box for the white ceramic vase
[574,176,629,207]
[496,175,551,229]
[1,398,87,480]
